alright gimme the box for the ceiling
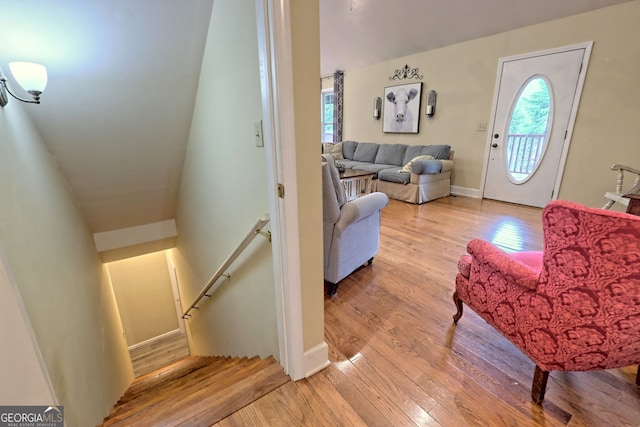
[1,0,632,234]
[320,0,632,76]
[0,0,214,233]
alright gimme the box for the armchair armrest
[467,239,541,290]
[411,159,454,174]
[335,192,389,232]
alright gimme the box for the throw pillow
[400,155,434,173]
[322,142,344,160]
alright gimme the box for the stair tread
[173,360,291,426]
[104,357,249,423]
[117,357,272,427]
[101,355,288,427]
[117,356,237,404]
[125,356,214,394]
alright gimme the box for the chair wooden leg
[452,291,463,324]
[531,365,549,404]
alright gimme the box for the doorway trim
[165,253,187,336]
[255,0,306,381]
[480,42,593,202]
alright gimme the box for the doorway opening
[107,250,189,377]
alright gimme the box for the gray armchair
[322,154,389,296]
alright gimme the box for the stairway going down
[101,355,290,426]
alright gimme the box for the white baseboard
[303,341,330,378]
[451,186,481,198]
[127,328,183,352]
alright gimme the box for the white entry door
[482,44,591,207]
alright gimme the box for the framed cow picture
[383,82,422,133]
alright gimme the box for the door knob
[491,143,498,148]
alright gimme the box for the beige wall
[108,252,178,346]
[0,248,55,405]
[290,0,325,352]
[341,0,640,208]
[0,96,133,424]
[171,0,279,358]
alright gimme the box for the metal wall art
[389,64,423,81]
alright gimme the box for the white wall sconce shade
[0,62,48,107]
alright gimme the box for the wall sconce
[373,96,382,120]
[425,90,437,117]
[0,62,48,107]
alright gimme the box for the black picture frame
[383,82,422,133]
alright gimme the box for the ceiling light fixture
[0,62,48,107]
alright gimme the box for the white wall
[108,252,179,346]
[289,0,325,355]
[0,98,133,426]
[0,247,55,404]
[341,0,640,208]
[171,0,279,358]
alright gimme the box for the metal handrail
[182,215,271,319]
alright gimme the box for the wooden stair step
[123,356,217,398]
[174,357,291,426]
[116,357,270,427]
[116,356,235,405]
[103,357,249,424]
[101,355,286,427]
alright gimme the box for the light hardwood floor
[129,330,189,377]
[216,196,640,426]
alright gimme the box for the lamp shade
[9,62,48,94]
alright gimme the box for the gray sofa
[322,141,453,204]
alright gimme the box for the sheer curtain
[333,70,344,143]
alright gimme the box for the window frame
[321,88,334,143]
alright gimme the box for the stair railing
[182,215,271,319]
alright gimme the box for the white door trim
[165,253,187,336]
[480,42,593,202]
[255,0,306,381]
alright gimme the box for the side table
[339,169,375,201]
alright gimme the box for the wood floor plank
[173,361,290,426]
[303,365,369,427]
[294,378,345,427]
[321,364,392,427]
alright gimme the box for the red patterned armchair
[453,200,640,403]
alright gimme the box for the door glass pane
[506,77,552,183]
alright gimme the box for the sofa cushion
[374,144,408,166]
[342,141,358,160]
[423,144,451,160]
[336,160,367,169]
[402,146,425,165]
[378,168,411,184]
[400,155,433,172]
[322,142,344,160]
[353,142,380,163]
[352,163,395,177]
[402,144,451,164]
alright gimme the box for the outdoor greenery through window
[506,77,551,182]
[322,89,334,142]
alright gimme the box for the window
[321,89,334,142]
[506,76,552,183]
